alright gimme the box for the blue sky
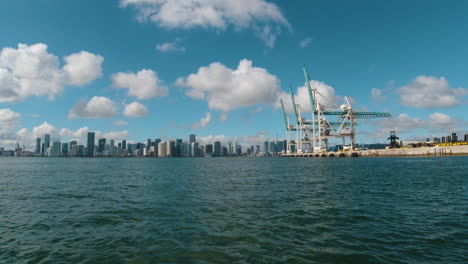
[0,0,467,148]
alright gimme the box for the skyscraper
[87,132,95,157]
[214,141,222,156]
[61,143,69,156]
[98,138,106,153]
[158,141,166,157]
[122,140,127,150]
[189,134,196,144]
[35,138,41,154]
[44,134,50,153]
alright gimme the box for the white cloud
[63,51,104,86]
[299,37,312,48]
[113,120,128,126]
[120,0,290,47]
[177,59,282,111]
[369,112,463,138]
[68,96,118,119]
[123,101,149,117]
[398,76,467,108]
[111,69,168,99]
[280,80,340,113]
[0,43,63,102]
[370,88,385,101]
[191,112,212,129]
[0,43,102,103]
[219,113,228,122]
[156,40,186,53]
[0,108,21,138]
[428,112,457,131]
[102,130,130,141]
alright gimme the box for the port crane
[280,66,391,154]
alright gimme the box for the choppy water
[0,157,467,263]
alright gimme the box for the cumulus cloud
[113,120,128,126]
[156,40,186,53]
[177,59,282,111]
[398,76,467,108]
[120,0,290,47]
[63,51,104,86]
[370,88,385,101]
[111,69,168,99]
[0,43,103,102]
[123,101,149,117]
[102,130,130,141]
[68,96,118,119]
[219,113,228,122]
[369,112,463,138]
[280,80,340,113]
[0,108,21,138]
[299,37,312,48]
[190,112,212,129]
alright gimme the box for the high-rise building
[70,141,77,150]
[176,139,183,157]
[464,134,468,142]
[44,134,51,153]
[166,140,174,157]
[110,140,115,147]
[205,144,213,155]
[51,141,61,157]
[269,141,276,155]
[35,138,41,154]
[158,141,166,157]
[263,141,269,154]
[452,133,458,143]
[87,132,95,157]
[228,142,233,156]
[213,141,222,156]
[98,138,106,153]
[41,143,45,154]
[189,134,196,144]
[147,139,152,151]
[122,140,127,150]
[61,143,69,155]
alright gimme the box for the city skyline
[1,0,467,150]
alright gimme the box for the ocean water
[0,156,466,264]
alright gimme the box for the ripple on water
[0,157,467,263]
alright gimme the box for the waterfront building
[189,134,196,144]
[263,141,269,154]
[70,141,77,150]
[146,139,151,151]
[44,134,51,153]
[51,141,61,157]
[213,141,222,156]
[35,138,41,154]
[176,139,183,157]
[228,142,233,156]
[158,141,166,157]
[154,138,161,157]
[122,140,127,150]
[190,142,199,157]
[87,132,95,157]
[41,143,45,155]
[465,134,468,142]
[98,138,106,153]
[110,140,114,148]
[61,143,69,156]
[269,141,276,155]
[205,144,213,155]
[181,142,190,157]
[223,146,228,156]
[452,133,458,143]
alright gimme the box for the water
[0,157,466,264]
